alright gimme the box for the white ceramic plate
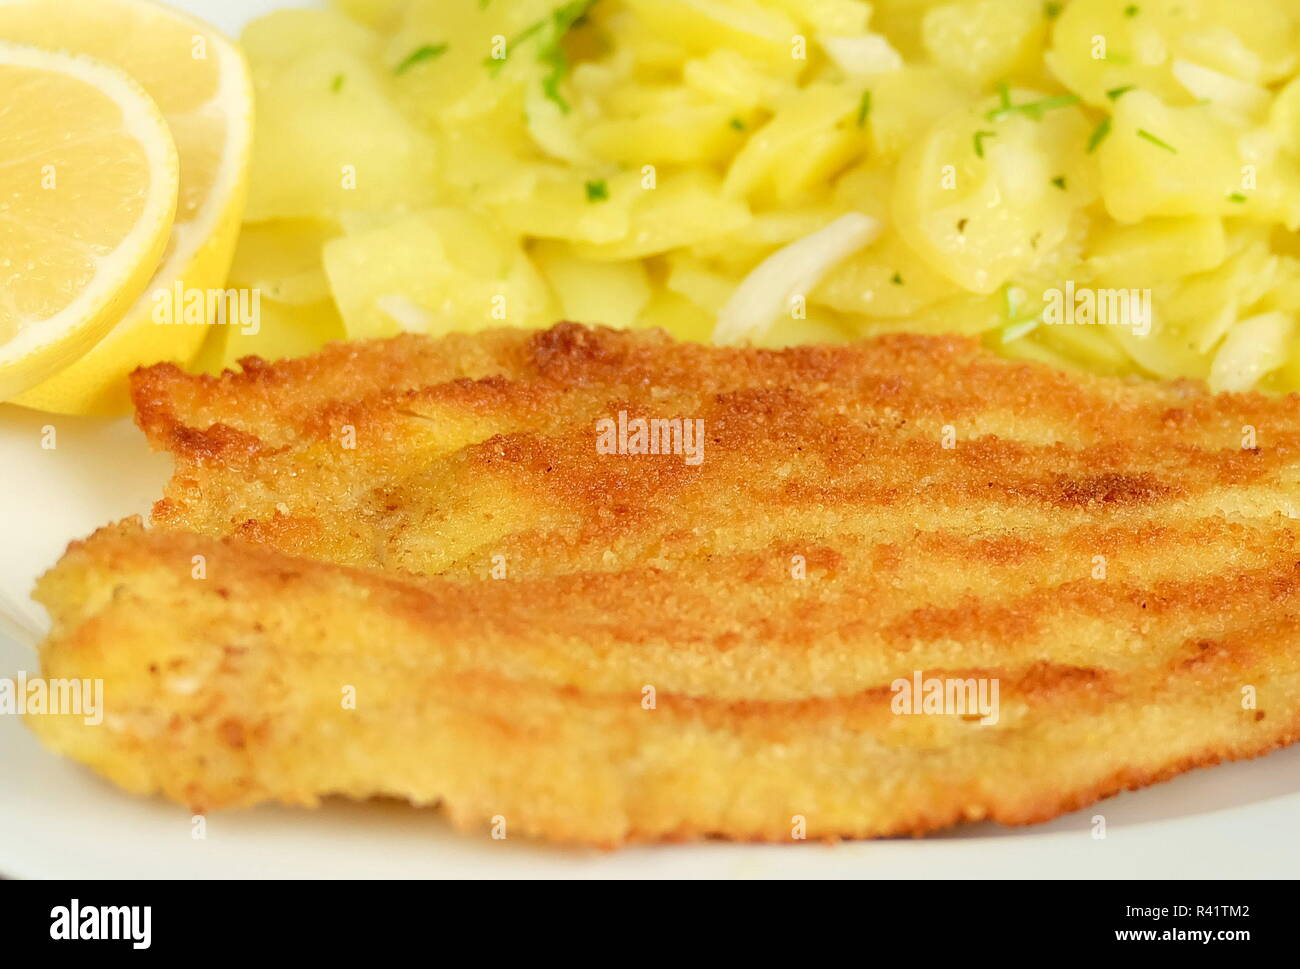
[2,0,1298,879]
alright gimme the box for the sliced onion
[713,213,882,345]
[1208,311,1294,392]
[819,33,903,78]
[1172,59,1270,122]
[377,293,434,333]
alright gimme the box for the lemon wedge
[0,41,178,400]
[0,0,254,414]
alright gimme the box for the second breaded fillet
[27,323,1300,844]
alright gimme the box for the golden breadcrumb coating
[26,323,1300,844]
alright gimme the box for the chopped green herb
[996,81,1012,113]
[1051,175,1067,190]
[1124,4,1139,16]
[729,117,746,131]
[986,92,1080,122]
[1001,318,1041,344]
[541,1,598,111]
[890,272,904,285]
[974,129,997,158]
[856,89,872,128]
[488,19,545,74]
[1087,116,1112,152]
[1136,128,1177,152]
[1027,93,1080,118]
[395,43,448,75]
[1228,192,1248,203]
[330,73,345,93]
[957,218,969,233]
[585,178,609,202]
[489,0,599,112]
[1002,283,1020,321]
[1106,84,1136,100]
[1044,1,1062,18]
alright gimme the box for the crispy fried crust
[27,323,1300,844]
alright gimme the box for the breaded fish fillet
[27,323,1300,844]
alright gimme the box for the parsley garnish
[890,272,904,285]
[994,82,1012,114]
[331,73,345,93]
[857,90,872,128]
[1106,84,1136,100]
[1087,116,1112,152]
[1044,2,1062,18]
[986,92,1080,122]
[490,22,544,74]
[1002,283,1020,321]
[1137,128,1177,152]
[1124,4,1140,16]
[395,43,448,75]
[488,0,598,113]
[1228,192,1248,203]
[1051,175,1067,190]
[730,117,746,131]
[585,179,609,202]
[974,130,997,157]
[1001,318,1041,344]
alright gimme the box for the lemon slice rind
[0,41,179,391]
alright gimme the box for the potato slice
[1087,216,1226,288]
[573,172,751,262]
[489,168,640,245]
[893,90,1098,293]
[1047,0,1299,109]
[584,98,742,166]
[722,84,861,202]
[623,0,801,70]
[922,0,1046,86]
[868,66,970,159]
[228,219,339,306]
[1098,90,1298,224]
[532,241,652,328]
[324,210,555,338]
[194,298,347,374]
[814,230,961,318]
[242,11,437,220]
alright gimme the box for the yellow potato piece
[894,91,1098,293]
[533,242,652,328]
[196,297,346,373]
[208,0,1300,394]
[574,172,751,262]
[324,210,554,339]
[815,231,962,318]
[623,0,801,69]
[1088,216,1227,288]
[242,11,436,221]
[922,0,1046,86]
[227,219,338,306]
